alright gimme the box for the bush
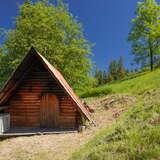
[80,87,113,98]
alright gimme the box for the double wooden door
[40,94,59,128]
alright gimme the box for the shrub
[80,87,113,98]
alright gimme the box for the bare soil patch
[0,94,136,160]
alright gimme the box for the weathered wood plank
[4,61,80,128]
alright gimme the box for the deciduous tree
[0,0,92,90]
[128,0,160,71]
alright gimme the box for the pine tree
[102,70,108,84]
[108,60,119,80]
[118,56,126,79]
[94,67,108,86]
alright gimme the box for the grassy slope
[79,69,160,98]
[70,69,160,160]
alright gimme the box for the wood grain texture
[40,94,59,128]
[4,60,81,128]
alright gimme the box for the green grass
[70,69,160,160]
[79,69,160,98]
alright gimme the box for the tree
[106,73,114,83]
[128,0,160,71]
[94,68,103,86]
[94,57,127,86]
[102,70,108,84]
[108,60,119,80]
[94,67,100,86]
[118,56,126,79]
[94,67,108,86]
[108,57,126,81]
[0,0,92,90]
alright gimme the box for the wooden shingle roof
[0,47,93,123]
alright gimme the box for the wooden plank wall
[4,61,81,128]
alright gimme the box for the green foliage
[108,56,126,81]
[118,56,126,79]
[80,87,113,98]
[94,57,126,87]
[109,59,119,80]
[79,69,160,98]
[0,0,92,90]
[128,0,160,71]
[0,49,11,88]
[70,83,160,160]
[94,67,108,86]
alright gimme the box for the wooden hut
[0,47,92,131]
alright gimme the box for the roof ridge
[35,51,93,122]
[0,47,93,123]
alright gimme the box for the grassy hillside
[70,70,160,160]
[79,69,160,98]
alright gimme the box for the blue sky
[0,0,159,70]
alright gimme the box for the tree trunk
[149,40,153,71]
[150,49,153,71]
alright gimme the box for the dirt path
[0,95,135,160]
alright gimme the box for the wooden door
[40,94,59,128]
